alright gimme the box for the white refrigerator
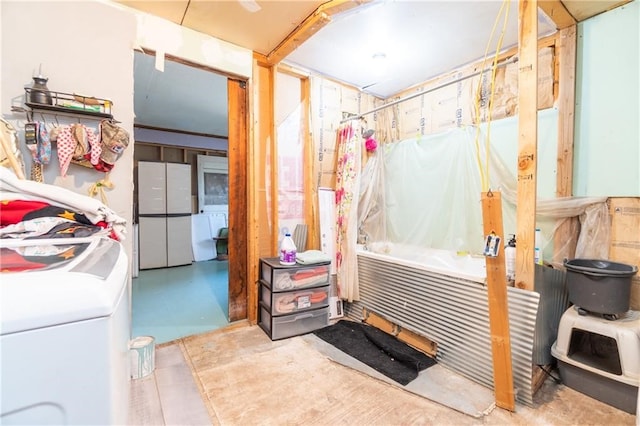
[138,162,193,269]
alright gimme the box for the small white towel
[296,250,332,265]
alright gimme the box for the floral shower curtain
[335,119,362,302]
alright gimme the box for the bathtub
[360,242,487,283]
[351,242,545,406]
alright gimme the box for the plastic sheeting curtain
[335,120,362,302]
[358,147,386,245]
[357,124,610,266]
[383,127,487,254]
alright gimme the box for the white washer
[1,236,130,425]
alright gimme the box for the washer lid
[0,237,128,335]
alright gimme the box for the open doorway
[131,50,236,344]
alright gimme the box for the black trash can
[564,259,638,315]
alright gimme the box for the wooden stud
[253,55,277,259]
[532,364,549,394]
[555,25,576,198]
[227,78,249,322]
[269,66,280,255]
[301,77,319,251]
[362,308,438,357]
[554,25,578,261]
[516,0,539,291]
[481,191,515,411]
[247,57,261,325]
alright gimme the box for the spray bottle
[505,234,516,282]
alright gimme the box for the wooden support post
[301,77,318,251]
[253,55,278,260]
[227,78,249,322]
[554,25,578,261]
[516,0,538,291]
[269,65,279,255]
[481,191,515,412]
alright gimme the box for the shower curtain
[358,143,386,244]
[334,120,362,302]
[357,107,396,245]
[356,119,610,266]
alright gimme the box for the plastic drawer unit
[260,280,329,315]
[259,305,330,341]
[260,257,330,291]
[258,257,330,340]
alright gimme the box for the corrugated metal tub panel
[348,253,541,405]
[533,264,569,365]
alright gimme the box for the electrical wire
[473,0,511,192]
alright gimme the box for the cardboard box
[609,198,640,310]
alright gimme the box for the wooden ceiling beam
[539,1,576,29]
[266,0,371,65]
[562,0,632,22]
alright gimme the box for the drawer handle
[294,313,314,320]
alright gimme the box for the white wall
[0,0,252,274]
[1,0,137,260]
[574,0,639,196]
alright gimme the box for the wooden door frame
[133,51,250,323]
[227,78,249,321]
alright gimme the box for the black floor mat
[313,320,436,385]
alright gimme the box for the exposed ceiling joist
[539,0,576,29]
[266,0,371,65]
[562,0,633,21]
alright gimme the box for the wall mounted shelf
[25,102,113,119]
[23,88,113,120]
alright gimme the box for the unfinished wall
[310,78,378,190]
[1,0,137,264]
[389,46,555,139]
[275,72,305,241]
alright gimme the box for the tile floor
[132,260,230,344]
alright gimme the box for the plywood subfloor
[131,322,638,425]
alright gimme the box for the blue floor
[132,260,230,344]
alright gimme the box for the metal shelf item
[24,88,113,119]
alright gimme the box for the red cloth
[1,200,95,226]
[0,199,111,239]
